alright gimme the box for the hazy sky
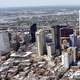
[0,0,80,8]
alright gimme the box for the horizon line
[0,5,80,9]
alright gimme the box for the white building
[62,51,70,69]
[62,47,77,69]
[36,29,46,56]
[46,42,55,58]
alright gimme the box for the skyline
[0,0,80,8]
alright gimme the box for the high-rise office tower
[0,31,10,54]
[51,25,61,55]
[30,23,37,43]
[8,32,12,41]
[46,42,55,58]
[36,29,46,56]
[62,47,76,69]
[62,51,70,69]
[60,28,73,49]
[71,47,77,63]
[67,47,77,65]
[60,28,73,37]
[69,34,77,47]
[52,25,60,49]
[51,25,68,49]
[62,51,73,69]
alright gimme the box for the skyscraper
[30,23,37,43]
[46,42,55,58]
[62,51,70,69]
[0,31,10,54]
[69,34,77,47]
[51,25,61,55]
[36,29,46,56]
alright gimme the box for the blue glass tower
[69,34,77,47]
